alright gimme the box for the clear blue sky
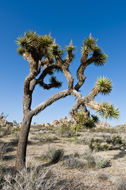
[0,0,126,126]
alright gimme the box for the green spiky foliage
[16,31,52,60]
[99,102,119,119]
[76,112,99,128]
[49,76,62,88]
[91,114,99,123]
[96,76,112,95]
[93,48,108,66]
[45,51,54,63]
[66,45,75,52]
[81,35,98,53]
[49,40,63,56]
[66,41,75,61]
[81,34,107,65]
[39,76,62,89]
[44,66,62,76]
[66,40,75,52]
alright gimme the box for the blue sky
[0,0,126,126]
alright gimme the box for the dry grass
[0,122,126,189]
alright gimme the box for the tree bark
[15,112,32,171]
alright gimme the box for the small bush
[56,124,75,137]
[0,125,12,137]
[89,138,109,151]
[102,143,109,151]
[81,151,111,169]
[71,124,82,133]
[87,156,96,168]
[41,148,64,164]
[63,155,85,169]
[74,112,99,128]
[112,135,124,145]
[81,150,93,160]
[89,138,102,151]
[95,156,111,168]
[81,151,96,168]
[49,149,64,163]
[2,167,61,190]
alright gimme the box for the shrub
[102,143,109,151]
[112,135,124,145]
[2,167,63,190]
[0,125,12,137]
[71,124,82,133]
[89,138,109,151]
[81,151,111,169]
[81,150,93,160]
[87,155,96,168]
[49,149,64,163]
[56,123,75,137]
[75,113,98,128]
[41,148,64,164]
[81,150,96,168]
[89,138,102,151]
[63,155,85,169]
[95,156,111,168]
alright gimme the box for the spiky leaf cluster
[81,34,107,66]
[99,102,119,119]
[93,48,108,66]
[44,66,62,77]
[49,40,63,57]
[45,51,54,63]
[65,41,75,61]
[96,76,112,95]
[49,76,62,88]
[66,40,75,52]
[16,31,52,60]
[81,35,98,53]
[39,76,62,89]
[91,114,99,123]
[76,112,99,128]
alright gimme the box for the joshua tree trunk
[15,112,33,171]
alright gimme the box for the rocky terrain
[0,116,126,189]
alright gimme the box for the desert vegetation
[0,114,126,189]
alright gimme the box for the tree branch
[36,64,62,89]
[62,66,74,89]
[74,56,94,91]
[55,55,74,89]
[85,100,104,112]
[23,57,42,113]
[31,89,70,116]
[84,86,100,102]
[31,89,82,116]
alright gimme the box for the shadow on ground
[113,146,126,160]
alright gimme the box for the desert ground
[0,117,126,190]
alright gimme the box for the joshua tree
[15,32,119,171]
